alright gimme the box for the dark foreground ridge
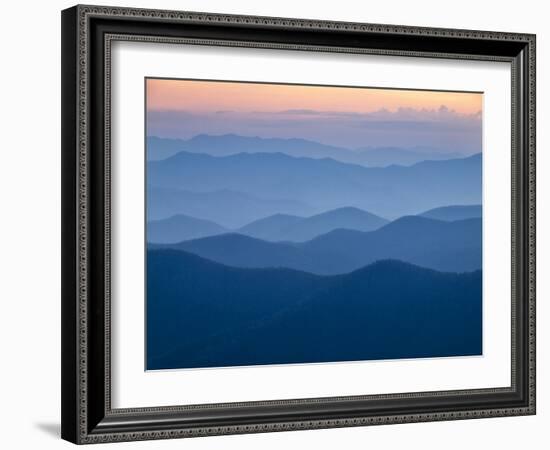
[147,249,482,370]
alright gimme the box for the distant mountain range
[356,146,463,167]
[147,207,389,243]
[145,134,483,370]
[147,135,355,163]
[154,215,482,274]
[147,187,317,228]
[302,216,481,273]
[420,204,482,221]
[147,135,466,167]
[147,214,228,244]
[147,249,482,370]
[147,151,482,220]
[238,207,388,242]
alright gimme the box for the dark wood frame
[61,4,536,444]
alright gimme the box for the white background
[112,42,511,408]
[0,0,546,449]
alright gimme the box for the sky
[146,78,483,154]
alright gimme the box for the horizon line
[147,132,480,154]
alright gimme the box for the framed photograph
[61,5,536,444]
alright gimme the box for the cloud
[249,106,481,122]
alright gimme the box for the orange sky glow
[147,78,482,115]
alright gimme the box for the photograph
[145,78,484,371]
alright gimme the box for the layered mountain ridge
[147,249,482,370]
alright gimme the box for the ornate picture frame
[61,4,536,444]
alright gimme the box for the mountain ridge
[158,215,482,274]
[148,150,482,220]
[237,206,388,242]
[146,204,480,244]
[147,186,318,228]
[147,214,228,243]
[147,248,482,370]
[147,134,468,166]
[420,204,482,221]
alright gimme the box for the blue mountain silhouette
[159,215,481,274]
[148,207,389,243]
[147,214,228,244]
[147,151,481,219]
[420,204,482,221]
[147,134,354,162]
[147,187,317,228]
[147,249,482,370]
[305,216,481,273]
[156,233,345,275]
[355,146,463,166]
[238,207,388,242]
[237,213,303,241]
[147,134,466,167]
